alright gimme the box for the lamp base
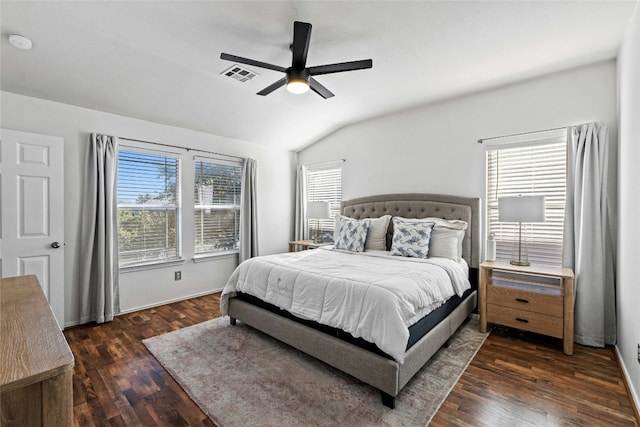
[509,223,530,267]
[314,222,323,244]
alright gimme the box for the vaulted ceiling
[1,1,636,151]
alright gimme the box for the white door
[0,129,65,326]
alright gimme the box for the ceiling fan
[220,21,373,99]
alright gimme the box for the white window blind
[306,164,342,241]
[117,149,181,267]
[486,139,567,266]
[194,157,242,255]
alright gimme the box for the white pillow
[389,218,434,258]
[429,228,466,260]
[424,217,468,231]
[334,214,391,251]
[334,217,370,252]
[424,217,468,261]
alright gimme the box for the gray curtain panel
[294,165,308,241]
[79,133,120,324]
[563,122,616,346]
[239,158,258,263]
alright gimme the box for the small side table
[479,261,574,355]
[288,240,323,252]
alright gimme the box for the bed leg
[230,317,236,326]
[443,338,451,348]
[381,392,395,409]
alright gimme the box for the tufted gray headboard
[341,193,481,269]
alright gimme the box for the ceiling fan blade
[220,53,286,73]
[309,77,335,99]
[257,77,287,96]
[308,59,373,76]
[291,21,312,70]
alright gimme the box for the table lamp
[307,201,330,243]
[498,195,545,266]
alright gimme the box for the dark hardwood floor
[65,293,220,426]
[431,326,638,426]
[65,293,638,426]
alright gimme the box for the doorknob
[51,242,61,249]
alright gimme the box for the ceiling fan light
[286,79,310,94]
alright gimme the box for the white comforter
[220,248,470,363]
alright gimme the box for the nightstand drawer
[487,285,563,317]
[487,304,563,338]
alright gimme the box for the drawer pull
[515,298,529,303]
[515,317,529,323]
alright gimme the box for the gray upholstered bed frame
[227,193,481,408]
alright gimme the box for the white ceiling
[1,1,637,151]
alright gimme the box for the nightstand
[479,261,574,355]
[288,240,323,252]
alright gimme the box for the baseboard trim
[614,345,640,424]
[64,288,223,328]
[118,289,223,315]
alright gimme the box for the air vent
[221,65,258,83]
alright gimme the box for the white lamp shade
[498,196,545,223]
[307,201,331,220]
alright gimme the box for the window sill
[193,251,239,263]
[120,258,186,273]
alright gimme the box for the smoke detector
[9,34,32,50]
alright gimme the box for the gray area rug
[143,314,488,426]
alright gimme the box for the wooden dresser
[479,261,574,355]
[1,275,74,426]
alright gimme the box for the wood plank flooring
[64,294,220,426]
[64,293,638,426]
[431,326,638,426]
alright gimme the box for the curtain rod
[477,126,568,144]
[119,136,244,161]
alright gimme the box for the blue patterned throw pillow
[334,218,370,252]
[390,218,434,258]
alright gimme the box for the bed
[221,193,481,408]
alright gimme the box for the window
[306,164,342,241]
[117,149,181,267]
[486,135,567,266]
[194,157,242,255]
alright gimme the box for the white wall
[0,91,295,326]
[298,61,619,286]
[617,2,640,411]
[298,61,618,205]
